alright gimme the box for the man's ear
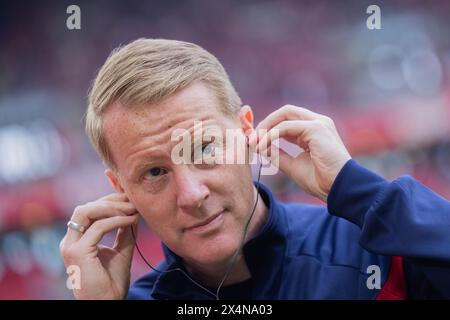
[105,169,125,193]
[239,105,254,136]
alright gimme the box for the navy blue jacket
[128,160,450,299]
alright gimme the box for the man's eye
[202,143,214,155]
[191,142,220,164]
[145,167,167,179]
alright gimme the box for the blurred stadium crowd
[0,0,449,298]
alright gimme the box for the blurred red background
[0,0,449,299]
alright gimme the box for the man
[60,38,450,300]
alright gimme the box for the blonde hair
[86,38,242,168]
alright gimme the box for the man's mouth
[184,210,226,234]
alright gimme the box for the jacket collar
[151,182,287,300]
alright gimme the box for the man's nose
[175,168,210,213]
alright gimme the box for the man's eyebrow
[128,151,167,175]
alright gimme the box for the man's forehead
[103,82,241,140]
[103,82,222,133]
[102,100,224,145]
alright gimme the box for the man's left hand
[249,105,351,202]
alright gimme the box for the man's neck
[186,184,269,288]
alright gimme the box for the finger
[73,201,137,225]
[278,147,311,178]
[98,193,129,202]
[276,147,295,176]
[78,214,139,248]
[113,218,139,259]
[251,105,322,145]
[267,144,314,191]
[64,201,136,246]
[257,120,314,154]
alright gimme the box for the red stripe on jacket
[376,256,408,300]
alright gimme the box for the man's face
[102,82,256,267]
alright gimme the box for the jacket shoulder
[281,202,384,269]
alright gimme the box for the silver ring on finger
[67,220,86,233]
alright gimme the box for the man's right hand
[59,193,139,300]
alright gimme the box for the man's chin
[183,240,240,268]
